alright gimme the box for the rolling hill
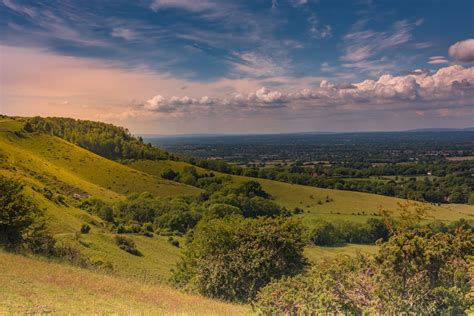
[129,160,474,226]
[1,116,473,314]
[0,118,199,281]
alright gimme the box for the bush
[79,198,114,222]
[54,240,91,267]
[143,231,154,238]
[161,168,179,180]
[171,216,307,302]
[309,218,391,246]
[242,196,281,218]
[235,181,270,198]
[80,224,91,234]
[167,237,180,247]
[256,227,473,314]
[205,203,242,219]
[0,176,54,253]
[89,256,114,271]
[309,220,341,246]
[114,235,142,256]
[154,210,201,233]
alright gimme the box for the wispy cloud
[413,42,433,49]
[308,15,332,39]
[341,20,418,62]
[231,52,290,78]
[111,28,136,41]
[150,0,217,12]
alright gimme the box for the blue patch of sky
[1,0,472,82]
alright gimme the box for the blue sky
[1,0,473,133]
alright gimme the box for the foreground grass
[0,251,249,315]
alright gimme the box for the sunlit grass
[0,251,249,315]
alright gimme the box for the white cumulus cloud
[142,65,474,116]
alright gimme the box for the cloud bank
[142,65,474,115]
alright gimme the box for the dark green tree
[0,176,53,253]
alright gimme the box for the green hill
[0,118,199,281]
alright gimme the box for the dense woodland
[25,117,169,160]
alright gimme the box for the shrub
[54,240,91,267]
[79,198,114,222]
[292,207,304,214]
[114,235,142,256]
[235,181,270,198]
[310,218,391,246]
[309,220,341,246]
[0,176,54,253]
[142,231,154,238]
[205,203,242,219]
[161,168,180,180]
[89,256,114,271]
[256,227,473,314]
[80,224,91,234]
[167,237,180,247]
[242,196,281,218]
[171,216,307,302]
[154,210,201,233]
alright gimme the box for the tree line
[24,117,169,160]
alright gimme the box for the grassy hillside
[0,119,200,199]
[0,118,199,282]
[0,251,248,315]
[130,160,474,227]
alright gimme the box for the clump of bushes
[309,218,390,246]
[79,198,114,222]
[256,227,473,314]
[114,235,142,256]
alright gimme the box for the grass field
[0,251,248,315]
[304,244,378,263]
